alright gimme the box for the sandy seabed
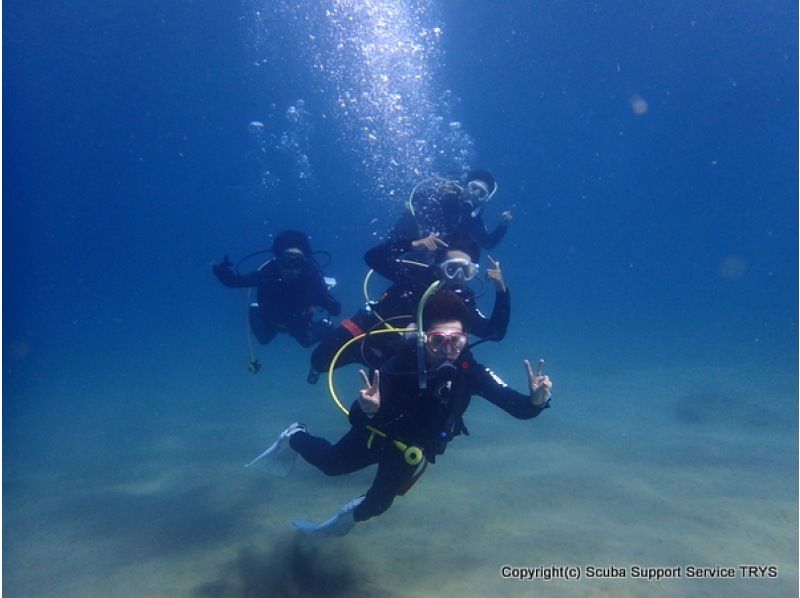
[4,358,797,598]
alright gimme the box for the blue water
[5,1,797,596]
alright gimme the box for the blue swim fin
[292,495,365,537]
[245,423,307,476]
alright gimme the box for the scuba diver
[246,290,553,536]
[389,169,513,250]
[306,231,510,384]
[213,230,341,365]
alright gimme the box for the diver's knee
[317,461,352,476]
[296,335,316,348]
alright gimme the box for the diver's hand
[412,233,449,253]
[525,359,552,407]
[358,369,381,415]
[501,210,513,224]
[212,255,233,279]
[486,255,506,293]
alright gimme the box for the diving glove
[212,255,234,281]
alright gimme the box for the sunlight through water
[248,0,475,201]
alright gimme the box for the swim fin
[245,423,307,476]
[292,495,365,537]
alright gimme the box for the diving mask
[439,258,479,282]
[466,180,491,203]
[279,251,306,270]
[425,330,469,355]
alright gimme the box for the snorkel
[416,280,442,389]
[466,179,499,218]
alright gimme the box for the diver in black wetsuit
[389,169,513,250]
[213,229,341,350]
[247,291,553,536]
[307,231,510,383]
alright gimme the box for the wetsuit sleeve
[364,238,418,282]
[469,288,510,341]
[318,288,341,316]
[324,294,341,316]
[348,400,372,427]
[347,354,411,427]
[470,215,508,250]
[388,211,421,241]
[471,362,547,420]
[348,390,396,427]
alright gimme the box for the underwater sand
[4,343,797,597]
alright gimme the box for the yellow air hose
[327,327,416,416]
[326,279,442,469]
[330,273,440,411]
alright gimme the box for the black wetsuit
[389,193,509,250]
[309,238,510,372]
[291,345,549,521]
[214,259,341,347]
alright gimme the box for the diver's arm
[316,286,341,316]
[322,294,342,316]
[487,287,510,340]
[348,354,413,427]
[348,400,373,427]
[482,220,509,250]
[469,214,509,250]
[348,372,379,426]
[468,288,510,341]
[482,254,511,340]
[364,238,417,281]
[310,270,342,316]
[388,211,421,242]
[212,256,262,288]
[472,362,548,419]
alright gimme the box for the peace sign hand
[524,359,552,407]
[486,255,506,292]
[358,369,381,415]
